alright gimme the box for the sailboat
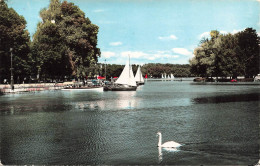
[134,66,145,85]
[103,60,137,91]
[171,74,174,79]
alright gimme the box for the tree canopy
[31,0,100,80]
[236,28,259,78]
[0,0,30,83]
[190,28,260,79]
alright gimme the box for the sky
[7,0,260,65]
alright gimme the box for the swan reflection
[158,147,180,163]
[255,159,260,166]
[158,147,162,163]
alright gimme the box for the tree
[32,0,100,81]
[236,28,260,78]
[189,48,205,77]
[32,21,71,80]
[190,28,259,79]
[0,0,30,83]
[213,34,243,78]
[189,41,215,78]
[141,63,191,78]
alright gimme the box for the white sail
[129,65,137,86]
[134,66,144,83]
[115,61,137,87]
[171,74,174,79]
[162,74,164,79]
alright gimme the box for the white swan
[255,159,260,166]
[157,132,181,148]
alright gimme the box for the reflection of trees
[113,91,137,109]
[192,93,260,104]
[73,91,140,111]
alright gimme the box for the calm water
[0,81,259,165]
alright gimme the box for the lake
[0,80,259,165]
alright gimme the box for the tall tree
[189,40,216,78]
[32,21,71,80]
[236,28,260,78]
[0,0,30,83]
[189,46,207,77]
[190,28,259,79]
[213,34,243,78]
[32,0,100,80]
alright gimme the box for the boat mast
[105,59,106,81]
[129,54,130,79]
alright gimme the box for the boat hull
[136,82,145,86]
[62,86,103,91]
[103,85,137,91]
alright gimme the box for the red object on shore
[230,79,237,82]
[113,77,118,79]
[97,76,105,79]
[145,74,148,78]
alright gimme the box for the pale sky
[8,0,260,65]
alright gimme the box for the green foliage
[189,47,208,77]
[236,28,260,78]
[210,30,220,40]
[141,63,191,78]
[105,64,124,78]
[32,21,72,79]
[213,34,242,78]
[84,63,191,79]
[32,0,100,80]
[190,28,260,79]
[0,0,30,83]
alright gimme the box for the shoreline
[190,82,260,86]
[0,83,65,94]
[1,80,260,95]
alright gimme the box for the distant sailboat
[134,66,145,85]
[162,74,164,79]
[104,59,137,91]
[171,74,174,79]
